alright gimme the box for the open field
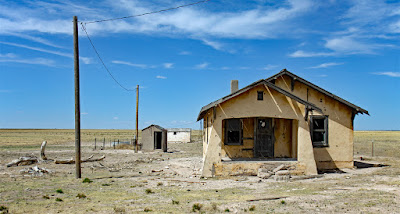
[0,130,400,213]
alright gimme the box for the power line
[83,0,210,24]
[80,23,134,91]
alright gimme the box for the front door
[154,132,162,149]
[255,118,274,158]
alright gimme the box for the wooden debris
[7,156,38,167]
[54,155,105,164]
[40,141,47,160]
[247,196,287,202]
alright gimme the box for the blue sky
[0,0,399,130]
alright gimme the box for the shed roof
[142,124,165,131]
[266,69,369,115]
[167,128,191,132]
[196,79,322,121]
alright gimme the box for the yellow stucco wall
[201,84,318,177]
[274,75,354,169]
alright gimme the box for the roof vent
[231,80,238,93]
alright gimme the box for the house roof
[197,69,369,121]
[196,79,322,121]
[142,124,165,131]
[266,69,369,115]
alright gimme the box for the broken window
[224,118,242,145]
[173,132,177,135]
[310,115,328,147]
[257,91,263,100]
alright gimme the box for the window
[173,132,177,135]
[257,91,263,100]
[310,115,328,147]
[224,119,242,145]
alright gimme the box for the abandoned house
[167,128,191,143]
[140,124,167,152]
[197,69,368,177]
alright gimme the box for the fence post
[372,140,374,157]
[95,138,96,150]
[103,137,105,149]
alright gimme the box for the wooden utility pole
[73,16,81,178]
[135,85,139,152]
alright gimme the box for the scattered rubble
[20,166,51,176]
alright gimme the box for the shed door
[154,131,162,149]
[255,118,274,158]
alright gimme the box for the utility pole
[73,16,81,178]
[135,85,139,152]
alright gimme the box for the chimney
[231,80,238,93]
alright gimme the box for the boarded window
[310,115,328,147]
[257,91,263,100]
[224,119,242,145]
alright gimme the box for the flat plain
[0,129,399,213]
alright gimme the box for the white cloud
[202,39,224,51]
[288,50,334,58]
[324,36,375,54]
[0,53,17,58]
[179,51,191,55]
[0,0,314,40]
[195,62,209,69]
[163,63,174,69]
[112,60,147,68]
[309,62,344,69]
[113,117,119,120]
[373,72,400,78]
[0,41,92,64]
[0,57,55,66]
[263,64,278,70]
[5,32,66,49]
[156,75,167,79]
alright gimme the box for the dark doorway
[255,118,274,158]
[154,131,162,149]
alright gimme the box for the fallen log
[7,156,38,167]
[54,155,105,164]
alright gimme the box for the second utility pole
[135,85,139,152]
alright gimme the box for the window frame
[310,115,329,148]
[257,91,264,100]
[224,118,243,145]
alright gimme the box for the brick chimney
[231,80,238,93]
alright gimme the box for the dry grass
[0,130,399,213]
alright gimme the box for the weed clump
[281,200,286,205]
[0,205,9,214]
[82,178,93,183]
[55,198,63,202]
[76,193,86,199]
[113,206,125,213]
[56,189,63,194]
[144,208,152,212]
[42,195,50,199]
[172,199,180,205]
[157,182,163,186]
[192,203,203,212]
[102,183,110,186]
[225,208,230,212]
[249,205,256,211]
[145,189,154,194]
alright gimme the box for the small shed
[140,124,167,152]
[167,128,191,143]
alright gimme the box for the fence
[353,131,400,158]
[93,137,135,150]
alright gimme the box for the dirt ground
[1,131,400,213]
